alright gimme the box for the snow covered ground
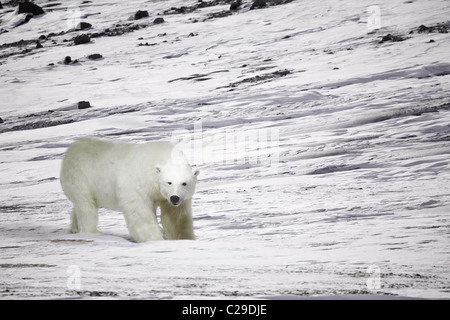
[0,0,449,299]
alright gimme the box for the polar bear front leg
[120,198,164,242]
[160,200,195,240]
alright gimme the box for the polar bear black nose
[170,195,180,205]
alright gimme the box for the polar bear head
[156,162,199,207]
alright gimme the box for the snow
[1,0,449,299]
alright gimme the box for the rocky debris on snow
[90,23,145,38]
[18,1,44,16]
[50,239,94,243]
[0,104,144,134]
[163,52,188,59]
[87,53,103,60]
[70,290,118,297]
[230,0,242,10]
[0,117,3,124]
[376,22,450,44]
[163,0,294,15]
[78,101,91,109]
[227,69,291,88]
[74,34,90,45]
[0,111,74,133]
[0,39,36,59]
[411,22,449,34]
[0,39,35,51]
[134,10,149,20]
[76,22,92,31]
[251,0,294,9]
[0,4,174,61]
[163,6,191,15]
[250,0,266,9]
[153,17,165,24]
[9,0,45,27]
[138,42,157,47]
[379,34,408,43]
[7,119,74,132]
[163,0,233,15]
[62,55,80,65]
[162,0,294,22]
[203,10,232,20]
[168,69,229,83]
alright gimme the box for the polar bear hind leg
[69,198,101,234]
[69,209,78,233]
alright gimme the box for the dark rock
[379,33,407,43]
[416,23,448,34]
[138,42,157,47]
[207,10,232,20]
[90,23,145,38]
[134,10,149,20]
[0,117,3,124]
[18,1,44,16]
[63,56,81,65]
[88,53,103,60]
[35,40,42,49]
[251,0,266,9]
[0,2,3,10]
[164,6,189,15]
[418,25,430,33]
[228,69,291,88]
[164,1,239,16]
[78,101,91,109]
[269,0,295,5]
[153,17,165,24]
[76,22,92,30]
[230,0,242,10]
[74,34,90,45]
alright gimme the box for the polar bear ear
[156,165,162,174]
[193,169,200,177]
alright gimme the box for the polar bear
[60,138,199,242]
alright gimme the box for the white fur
[60,138,198,242]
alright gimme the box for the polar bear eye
[167,182,172,185]
[182,182,187,186]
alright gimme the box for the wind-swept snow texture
[1,0,449,299]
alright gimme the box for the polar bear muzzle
[170,195,181,206]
